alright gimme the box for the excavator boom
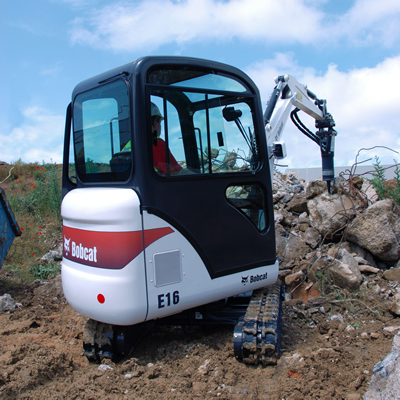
[264,74,337,191]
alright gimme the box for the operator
[121,102,182,175]
[150,102,182,175]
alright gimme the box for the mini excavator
[61,56,337,365]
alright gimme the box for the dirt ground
[0,271,398,400]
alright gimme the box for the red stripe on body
[63,226,173,269]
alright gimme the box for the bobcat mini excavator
[61,56,337,366]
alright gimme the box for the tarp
[0,188,21,268]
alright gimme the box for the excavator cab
[61,56,280,362]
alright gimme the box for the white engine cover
[61,188,148,325]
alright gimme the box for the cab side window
[73,80,132,182]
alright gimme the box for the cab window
[147,67,259,177]
[73,80,131,182]
[226,183,268,232]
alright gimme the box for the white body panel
[61,188,279,326]
[62,258,147,325]
[62,187,141,231]
[142,212,279,321]
[62,188,148,325]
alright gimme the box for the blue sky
[1,0,400,172]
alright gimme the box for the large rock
[347,199,400,262]
[0,294,18,312]
[287,194,308,214]
[275,224,311,267]
[328,248,363,291]
[282,172,306,193]
[310,249,363,291]
[39,249,62,265]
[304,227,321,249]
[388,292,400,316]
[364,332,400,399]
[383,267,400,281]
[273,171,305,195]
[307,193,358,238]
[305,180,327,199]
[33,275,64,298]
[339,241,379,269]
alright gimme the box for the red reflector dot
[97,294,105,304]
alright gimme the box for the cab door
[139,67,276,280]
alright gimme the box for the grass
[0,160,62,285]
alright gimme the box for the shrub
[30,263,61,280]
[369,157,400,205]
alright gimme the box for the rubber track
[82,319,114,361]
[235,282,282,366]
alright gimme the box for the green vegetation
[315,270,331,295]
[30,263,61,280]
[369,156,400,205]
[0,160,62,284]
[7,162,62,219]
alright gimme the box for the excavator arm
[264,74,337,192]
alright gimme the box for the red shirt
[153,138,182,175]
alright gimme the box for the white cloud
[245,53,400,169]
[68,0,324,51]
[67,0,400,52]
[336,0,400,47]
[0,106,64,164]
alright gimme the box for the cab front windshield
[147,67,260,176]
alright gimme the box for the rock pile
[273,170,400,303]
[274,171,400,396]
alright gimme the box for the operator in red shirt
[150,102,182,175]
[121,102,182,175]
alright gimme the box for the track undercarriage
[83,281,283,366]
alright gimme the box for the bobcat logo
[64,236,71,255]
[241,276,249,285]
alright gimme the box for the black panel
[141,173,276,279]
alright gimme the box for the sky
[1,0,400,174]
